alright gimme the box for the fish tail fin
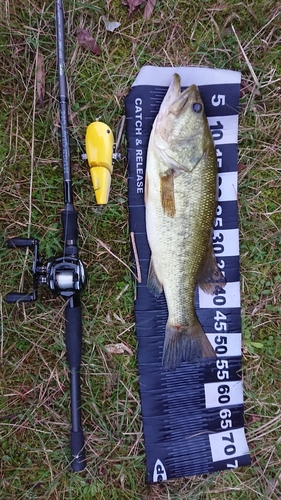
[162,320,216,370]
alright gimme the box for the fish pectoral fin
[160,170,176,217]
[197,244,227,295]
[147,258,163,297]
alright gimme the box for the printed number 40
[212,94,226,106]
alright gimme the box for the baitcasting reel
[6,237,86,303]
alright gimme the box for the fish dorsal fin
[197,244,227,295]
[147,258,163,297]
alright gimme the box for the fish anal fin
[162,320,216,370]
[147,258,163,298]
[197,245,227,295]
[160,170,176,217]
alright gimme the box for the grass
[1,0,281,498]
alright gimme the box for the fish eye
[192,102,202,113]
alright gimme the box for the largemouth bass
[145,73,226,370]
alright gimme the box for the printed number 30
[212,94,226,106]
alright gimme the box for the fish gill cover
[125,66,251,482]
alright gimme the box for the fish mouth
[169,82,201,115]
[157,74,202,120]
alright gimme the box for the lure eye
[192,102,202,113]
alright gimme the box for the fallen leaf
[248,414,261,424]
[105,343,134,355]
[76,28,101,55]
[240,78,261,97]
[102,16,121,32]
[143,0,156,20]
[35,52,45,107]
[123,0,145,15]
[113,312,126,324]
[123,0,157,18]
[238,162,247,172]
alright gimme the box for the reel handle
[6,238,39,303]
[7,238,35,248]
[6,292,35,303]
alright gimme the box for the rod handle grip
[65,305,82,367]
[70,430,86,471]
[7,238,35,248]
[6,292,34,303]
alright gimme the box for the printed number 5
[212,94,226,106]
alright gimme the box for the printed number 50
[212,94,226,106]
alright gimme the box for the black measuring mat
[125,66,251,482]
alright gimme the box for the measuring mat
[125,66,251,482]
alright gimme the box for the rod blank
[55,0,86,471]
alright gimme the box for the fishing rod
[6,0,115,471]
